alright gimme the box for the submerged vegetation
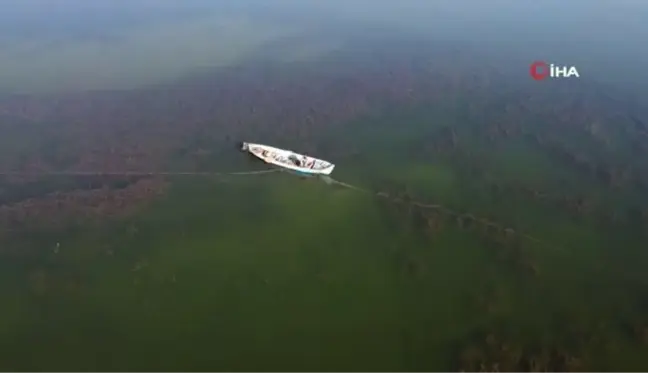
[0,34,647,370]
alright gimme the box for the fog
[1,0,646,94]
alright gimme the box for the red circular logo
[530,61,549,80]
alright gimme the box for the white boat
[240,142,335,175]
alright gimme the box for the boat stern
[320,164,335,175]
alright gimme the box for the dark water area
[1,99,648,370]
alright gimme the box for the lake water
[1,104,647,370]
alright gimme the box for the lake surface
[1,103,647,370]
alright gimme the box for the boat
[240,142,335,175]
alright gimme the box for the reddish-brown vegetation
[0,177,167,239]
[0,41,647,238]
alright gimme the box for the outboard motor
[239,142,249,151]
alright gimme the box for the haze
[1,0,646,94]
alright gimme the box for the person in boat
[288,154,302,167]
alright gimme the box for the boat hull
[242,142,335,175]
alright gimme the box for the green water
[1,107,647,371]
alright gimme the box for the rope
[324,176,564,253]
[3,165,643,304]
[324,178,373,193]
[0,169,280,177]
[0,167,558,252]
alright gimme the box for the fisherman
[288,154,301,166]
